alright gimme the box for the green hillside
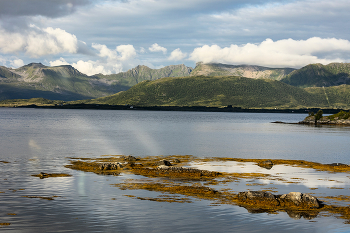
[88,75,333,109]
[304,85,350,109]
[281,63,350,87]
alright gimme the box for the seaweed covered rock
[121,155,138,161]
[238,191,279,206]
[257,160,274,169]
[155,159,172,166]
[99,162,123,170]
[238,191,320,209]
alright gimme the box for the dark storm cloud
[0,0,91,18]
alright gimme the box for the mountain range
[1,62,350,109]
[0,63,192,100]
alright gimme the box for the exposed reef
[65,155,350,223]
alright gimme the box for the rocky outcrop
[299,116,350,125]
[238,191,320,209]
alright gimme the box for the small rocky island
[299,110,350,125]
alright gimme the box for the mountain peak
[24,63,46,68]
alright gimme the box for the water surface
[1,108,350,232]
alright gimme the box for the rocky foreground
[63,155,350,222]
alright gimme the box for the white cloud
[168,48,187,61]
[49,57,70,67]
[0,25,78,58]
[0,29,26,54]
[49,44,137,75]
[149,43,167,54]
[72,60,109,76]
[10,59,24,68]
[189,37,350,68]
[0,56,24,68]
[117,44,137,61]
[140,47,146,53]
[92,43,117,59]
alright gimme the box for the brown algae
[65,155,350,223]
[0,223,11,226]
[22,195,61,200]
[31,173,72,179]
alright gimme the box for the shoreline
[2,103,347,114]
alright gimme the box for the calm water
[1,108,350,232]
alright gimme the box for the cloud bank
[50,43,138,75]
[2,0,350,74]
[0,25,78,58]
[189,37,350,68]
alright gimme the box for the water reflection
[189,161,350,206]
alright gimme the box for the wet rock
[280,192,319,208]
[238,191,279,206]
[239,191,320,209]
[258,160,274,169]
[39,172,48,178]
[99,162,123,170]
[155,160,172,166]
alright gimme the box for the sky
[1,0,350,75]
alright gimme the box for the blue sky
[1,0,350,75]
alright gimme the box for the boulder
[280,192,319,208]
[258,160,274,169]
[155,159,172,166]
[238,191,320,209]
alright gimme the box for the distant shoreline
[5,104,346,114]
